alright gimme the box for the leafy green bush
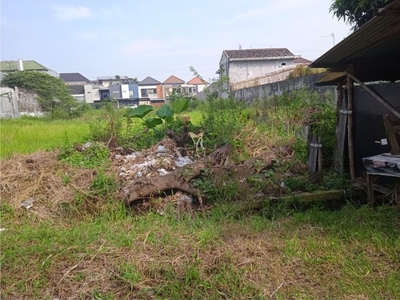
[87,102,123,144]
[1,70,77,115]
[200,96,245,148]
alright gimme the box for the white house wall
[138,85,158,98]
[121,84,130,99]
[228,59,295,84]
[84,85,100,104]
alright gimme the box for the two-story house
[218,48,298,85]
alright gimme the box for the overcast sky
[1,0,351,82]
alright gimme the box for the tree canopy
[330,0,394,29]
[1,71,77,112]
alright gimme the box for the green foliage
[59,141,109,168]
[170,98,190,114]
[87,103,123,143]
[126,105,153,119]
[201,96,245,148]
[330,0,393,29]
[1,70,77,115]
[156,104,174,120]
[126,99,191,134]
[310,104,337,169]
[90,169,118,197]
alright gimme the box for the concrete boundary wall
[232,73,337,102]
[0,87,41,118]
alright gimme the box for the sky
[0,0,351,83]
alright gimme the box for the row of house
[0,48,311,108]
[59,73,209,107]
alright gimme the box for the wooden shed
[310,0,400,203]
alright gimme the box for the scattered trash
[0,228,6,232]
[175,156,193,167]
[158,168,168,176]
[157,144,166,153]
[20,197,35,210]
[82,142,92,151]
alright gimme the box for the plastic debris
[21,197,35,210]
[158,168,168,176]
[175,156,193,167]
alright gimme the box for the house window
[141,90,148,97]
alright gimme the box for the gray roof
[68,85,85,94]
[60,73,90,83]
[224,48,295,60]
[139,76,161,85]
[311,0,400,84]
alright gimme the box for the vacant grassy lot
[1,96,399,299]
[1,198,399,299]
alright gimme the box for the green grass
[0,110,203,160]
[1,200,399,299]
[0,116,90,159]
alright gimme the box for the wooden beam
[346,72,400,119]
[347,70,356,181]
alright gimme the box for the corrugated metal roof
[139,76,161,86]
[0,60,50,72]
[224,48,295,60]
[311,0,400,83]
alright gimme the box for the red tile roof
[163,75,185,84]
[294,57,312,64]
[187,76,208,85]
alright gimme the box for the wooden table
[363,154,400,206]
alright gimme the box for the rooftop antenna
[321,33,335,46]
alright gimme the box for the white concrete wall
[84,85,100,104]
[229,58,294,84]
[1,87,42,118]
[1,87,19,118]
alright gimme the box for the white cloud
[53,5,91,20]
[221,0,318,25]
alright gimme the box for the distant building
[218,48,298,85]
[0,59,58,78]
[60,73,90,85]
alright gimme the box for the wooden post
[347,68,356,181]
[317,136,323,172]
[333,80,347,173]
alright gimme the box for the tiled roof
[163,75,185,84]
[60,73,90,83]
[0,60,50,72]
[224,48,295,60]
[294,57,312,64]
[139,76,161,85]
[187,76,208,85]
